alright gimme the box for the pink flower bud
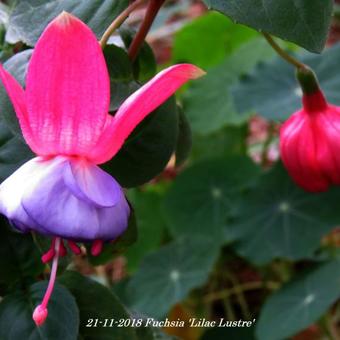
[280,67,340,192]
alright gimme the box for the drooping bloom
[0,12,203,325]
[280,67,340,192]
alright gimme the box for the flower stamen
[91,239,103,256]
[59,239,67,257]
[41,238,56,264]
[68,240,81,255]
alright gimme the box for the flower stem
[262,32,306,70]
[128,0,166,61]
[99,0,145,49]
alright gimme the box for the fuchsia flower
[0,12,203,326]
[280,67,340,192]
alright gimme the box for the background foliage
[0,0,339,339]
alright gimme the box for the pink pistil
[33,237,61,327]
[91,239,103,256]
[68,240,81,255]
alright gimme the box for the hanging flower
[280,66,340,192]
[0,12,204,326]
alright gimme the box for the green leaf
[173,12,257,69]
[125,190,165,271]
[135,325,177,340]
[0,50,32,136]
[229,163,340,264]
[0,281,79,340]
[103,44,139,112]
[175,109,192,167]
[59,271,138,340]
[201,327,255,340]
[119,27,157,83]
[104,97,179,188]
[0,219,43,289]
[163,156,260,240]
[256,260,340,340]
[203,0,333,53]
[6,0,128,46]
[127,236,219,318]
[182,38,274,135]
[86,209,137,266]
[190,125,247,162]
[232,44,340,122]
[0,120,33,182]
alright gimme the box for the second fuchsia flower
[0,12,203,326]
[280,67,340,192]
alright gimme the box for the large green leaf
[103,44,137,112]
[229,163,340,264]
[0,281,79,340]
[232,43,340,122]
[190,125,247,162]
[0,50,32,136]
[172,12,257,69]
[0,219,43,289]
[163,156,260,240]
[104,97,179,188]
[59,271,138,340]
[175,108,192,167]
[135,325,177,340]
[125,190,165,271]
[182,39,274,135]
[203,0,333,53]
[127,236,219,319]
[0,121,33,182]
[256,260,340,340]
[119,27,157,83]
[6,0,128,46]
[201,327,255,340]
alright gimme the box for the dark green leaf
[0,219,43,288]
[175,109,192,167]
[59,271,138,340]
[127,236,219,318]
[104,97,179,188]
[256,260,340,340]
[190,125,247,162]
[0,51,34,182]
[230,163,340,264]
[182,39,274,135]
[163,156,260,240]
[203,0,333,53]
[119,27,157,83]
[0,50,32,136]
[173,12,257,69]
[103,44,139,112]
[125,190,166,271]
[200,327,255,340]
[6,0,128,46]
[232,43,340,121]
[135,324,177,340]
[0,281,79,340]
[0,121,33,182]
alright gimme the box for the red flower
[280,67,340,192]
